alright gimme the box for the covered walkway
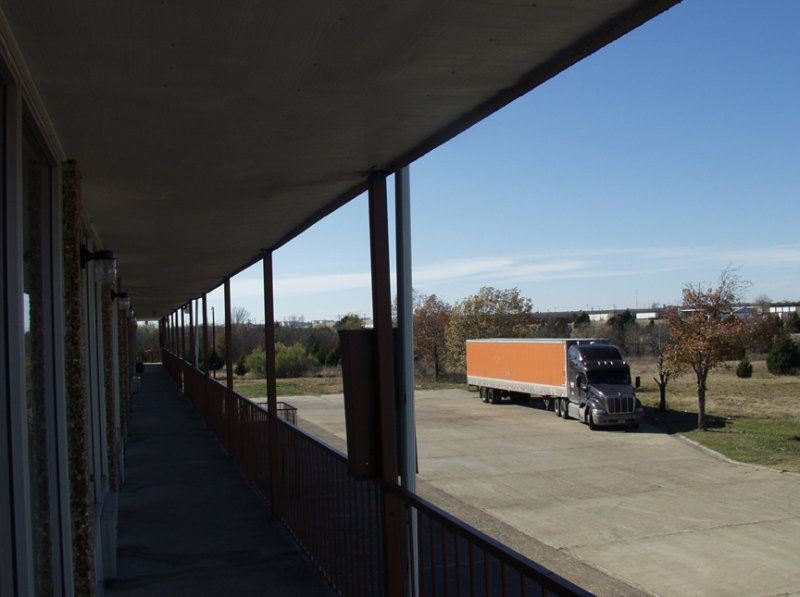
[106,364,335,596]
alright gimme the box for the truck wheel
[587,411,597,430]
[562,399,571,420]
[555,399,563,417]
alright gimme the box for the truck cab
[564,341,643,428]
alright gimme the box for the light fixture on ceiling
[111,290,130,310]
[81,246,117,285]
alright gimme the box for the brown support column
[368,173,405,597]
[62,159,96,596]
[263,252,280,517]
[224,278,234,450]
[180,306,186,361]
[224,280,234,388]
[202,295,209,377]
[189,299,196,368]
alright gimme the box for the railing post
[368,172,405,597]
[263,251,280,518]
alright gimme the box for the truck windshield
[587,369,631,385]
[578,346,623,361]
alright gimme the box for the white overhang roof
[1,0,680,318]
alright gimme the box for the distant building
[769,302,800,317]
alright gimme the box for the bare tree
[231,306,251,326]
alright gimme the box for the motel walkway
[106,363,335,596]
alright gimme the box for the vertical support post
[395,166,419,597]
[395,166,416,491]
[263,252,280,517]
[211,307,216,378]
[224,281,234,388]
[368,173,405,597]
[224,279,234,450]
[180,306,185,361]
[189,300,196,368]
[202,295,209,377]
[61,158,95,596]
[195,300,200,368]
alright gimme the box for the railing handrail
[384,483,592,597]
[160,347,591,597]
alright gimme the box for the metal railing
[160,349,589,597]
[388,484,591,597]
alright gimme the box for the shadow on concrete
[107,364,335,597]
[468,391,726,435]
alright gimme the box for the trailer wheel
[479,387,488,403]
[488,388,499,404]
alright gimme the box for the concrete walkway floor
[106,364,335,597]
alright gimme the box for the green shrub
[244,347,267,377]
[234,353,248,376]
[736,355,753,378]
[767,336,800,375]
[275,342,319,378]
[206,350,224,373]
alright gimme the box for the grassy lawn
[232,358,800,472]
[234,376,344,398]
[630,357,800,472]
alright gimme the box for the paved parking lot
[283,389,800,597]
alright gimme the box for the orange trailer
[467,338,589,400]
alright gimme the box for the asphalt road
[278,389,800,597]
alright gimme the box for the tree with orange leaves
[664,268,749,431]
[413,293,452,381]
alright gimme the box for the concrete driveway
[280,389,800,597]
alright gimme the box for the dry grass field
[629,357,800,472]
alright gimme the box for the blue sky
[211,0,800,323]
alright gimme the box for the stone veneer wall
[61,160,95,596]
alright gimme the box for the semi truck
[466,338,643,429]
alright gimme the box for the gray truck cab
[565,341,643,429]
